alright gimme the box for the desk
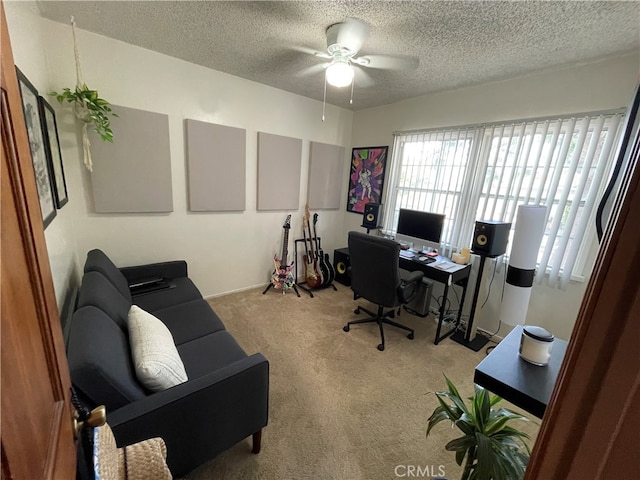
[399,255,471,345]
[474,325,568,418]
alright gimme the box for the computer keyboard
[400,250,437,263]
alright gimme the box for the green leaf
[443,375,469,414]
[479,387,491,423]
[426,409,451,437]
[497,425,531,440]
[445,435,475,452]
[484,415,512,436]
[474,432,493,479]
[435,392,460,421]
[455,413,477,436]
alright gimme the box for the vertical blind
[382,110,625,289]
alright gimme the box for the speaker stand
[360,224,381,234]
[452,254,491,352]
[451,330,489,351]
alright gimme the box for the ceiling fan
[297,18,419,89]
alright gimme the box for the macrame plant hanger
[71,16,94,171]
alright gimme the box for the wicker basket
[94,423,172,480]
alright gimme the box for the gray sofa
[66,249,269,476]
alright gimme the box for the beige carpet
[183,283,538,480]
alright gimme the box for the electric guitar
[302,215,322,289]
[312,212,335,287]
[271,215,295,291]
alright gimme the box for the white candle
[519,326,554,366]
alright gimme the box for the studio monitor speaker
[333,248,351,286]
[472,220,511,257]
[362,203,382,229]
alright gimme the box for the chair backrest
[348,231,402,307]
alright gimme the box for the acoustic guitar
[312,212,335,287]
[302,215,322,289]
[271,215,295,291]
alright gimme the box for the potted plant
[426,376,531,480]
[50,84,117,142]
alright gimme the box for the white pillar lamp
[500,205,548,326]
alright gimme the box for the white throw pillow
[127,305,188,392]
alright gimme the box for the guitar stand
[262,281,301,297]
[294,238,338,298]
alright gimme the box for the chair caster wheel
[343,325,350,332]
[354,308,360,314]
[377,344,385,351]
[408,332,415,340]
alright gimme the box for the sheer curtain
[383,110,626,288]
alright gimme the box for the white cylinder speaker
[499,205,548,326]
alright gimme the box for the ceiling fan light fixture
[325,61,354,88]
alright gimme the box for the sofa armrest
[119,260,189,285]
[107,353,269,476]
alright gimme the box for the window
[382,111,626,288]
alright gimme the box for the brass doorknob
[73,405,106,438]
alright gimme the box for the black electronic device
[362,203,382,229]
[333,248,351,286]
[396,208,445,248]
[471,220,511,257]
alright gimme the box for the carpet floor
[182,283,539,480]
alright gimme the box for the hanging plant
[49,16,118,171]
[50,84,117,142]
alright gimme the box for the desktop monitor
[395,208,445,252]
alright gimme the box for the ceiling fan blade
[290,45,331,59]
[295,63,327,78]
[353,66,375,88]
[353,54,420,71]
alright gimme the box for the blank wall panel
[186,119,246,211]
[90,105,173,213]
[308,141,345,209]
[257,132,302,210]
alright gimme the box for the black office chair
[343,231,424,351]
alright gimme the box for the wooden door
[1,3,76,479]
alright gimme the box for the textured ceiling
[36,1,640,110]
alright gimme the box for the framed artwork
[16,68,56,228]
[39,96,69,208]
[346,145,388,213]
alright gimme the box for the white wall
[7,4,354,299]
[5,0,82,308]
[350,53,639,340]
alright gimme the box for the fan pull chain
[322,75,327,122]
[350,79,354,105]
